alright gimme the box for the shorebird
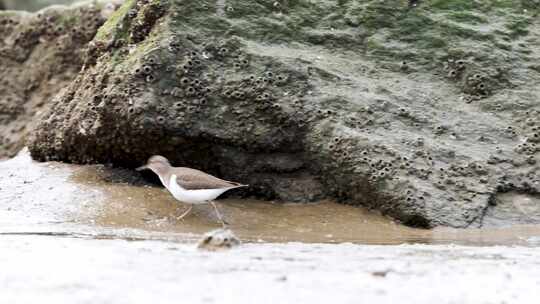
[136,155,247,226]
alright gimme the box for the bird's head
[136,155,171,173]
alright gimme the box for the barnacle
[145,74,156,83]
[142,65,153,75]
[447,69,458,78]
[400,61,408,71]
[180,77,190,85]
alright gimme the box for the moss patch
[95,0,136,41]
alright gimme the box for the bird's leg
[176,204,193,221]
[210,201,229,227]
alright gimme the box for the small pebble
[197,229,241,251]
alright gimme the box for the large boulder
[28,0,539,228]
[0,0,122,159]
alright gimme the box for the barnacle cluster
[444,58,496,99]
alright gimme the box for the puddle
[1,149,540,246]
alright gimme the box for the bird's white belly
[167,175,230,204]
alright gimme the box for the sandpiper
[136,155,247,226]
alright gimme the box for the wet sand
[1,236,540,304]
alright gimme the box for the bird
[136,155,247,226]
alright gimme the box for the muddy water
[1,149,540,246]
[77,170,540,246]
[71,163,426,244]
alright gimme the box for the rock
[0,0,123,159]
[482,192,540,227]
[0,1,84,12]
[18,0,540,228]
[197,229,241,251]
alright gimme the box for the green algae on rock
[26,0,540,228]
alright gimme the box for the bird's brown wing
[173,167,245,190]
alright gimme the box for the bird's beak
[136,165,148,171]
